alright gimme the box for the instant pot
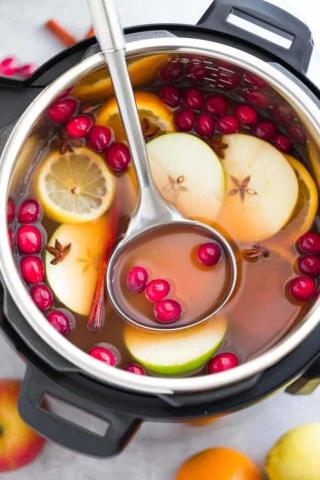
[1,0,320,457]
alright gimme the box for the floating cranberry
[187,62,207,81]
[217,115,239,134]
[18,198,41,224]
[127,266,148,293]
[47,98,78,124]
[236,104,258,126]
[7,198,15,224]
[17,225,42,254]
[298,255,320,277]
[30,284,54,311]
[0,56,19,76]
[19,63,36,79]
[195,113,215,137]
[197,242,222,267]
[88,125,113,152]
[288,276,316,301]
[274,134,292,153]
[272,104,294,124]
[207,352,239,374]
[125,363,146,375]
[106,143,131,172]
[183,88,203,110]
[8,228,14,250]
[218,69,240,90]
[245,90,269,109]
[154,299,182,324]
[204,95,229,116]
[20,256,44,284]
[175,109,196,132]
[159,85,181,108]
[145,279,170,303]
[66,114,93,138]
[47,310,73,336]
[297,232,320,255]
[287,124,306,144]
[89,344,119,366]
[160,61,184,82]
[255,121,276,141]
[243,72,267,88]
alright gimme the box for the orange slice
[72,54,169,101]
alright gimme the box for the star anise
[142,117,160,139]
[46,239,72,265]
[31,120,62,141]
[210,136,228,158]
[229,175,257,202]
[242,244,270,262]
[51,135,85,154]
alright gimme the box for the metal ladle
[88,0,238,331]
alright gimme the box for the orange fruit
[176,447,263,480]
[72,54,169,101]
[96,91,175,142]
[186,415,222,427]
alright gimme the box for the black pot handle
[286,355,320,395]
[18,365,141,457]
[198,0,313,74]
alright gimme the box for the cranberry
[297,232,320,255]
[125,363,146,375]
[175,109,196,132]
[183,88,203,110]
[8,228,14,250]
[127,266,148,293]
[217,115,239,134]
[195,113,215,137]
[18,199,41,224]
[89,344,119,366]
[207,352,239,373]
[243,72,267,88]
[17,225,42,254]
[218,69,240,90]
[145,279,170,303]
[288,276,316,301]
[47,310,73,336]
[0,56,19,76]
[20,256,44,284]
[160,85,181,108]
[7,198,15,224]
[30,284,54,311]
[106,143,131,172]
[272,104,294,124]
[47,98,78,124]
[154,299,182,324]
[287,124,306,144]
[160,61,184,82]
[236,104,258,126]
[204,95,229,116]
[186,62,207,81]
[298,255,320,277]
[19,63,36,79]
[274,134,292,153]
[245,90,269,109]
[88,125,113,152]
[197,242,222,267]
[66,114,93,138]
[255,121,276,141]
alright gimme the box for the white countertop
[1,1,320,479]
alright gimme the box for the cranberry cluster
[88,342,146,375]
[47,97,131,172]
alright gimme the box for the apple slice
[124,316,227,376]
[46,214,115,316]
[217,134,299,243]
[147,133,225,224]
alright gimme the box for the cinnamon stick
[45,20,77,47]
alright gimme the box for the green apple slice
[147,133,225,224]
[124,316,227,376]
[218,134,299,243]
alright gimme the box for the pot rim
[1,35,320,395]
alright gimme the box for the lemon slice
[37,147,115,224]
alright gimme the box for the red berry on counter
[0,56,19,76]
[47,98,78,124]
[207,352,239,373]
[288,276,316,301]
[145,279,170,303]
[175,109,196,131]
[20,256,44,284]
[274,134,292,153]
[195,113,215,137]
[17,225,42,254]
[160,85,181,108]
[19,63,36,79]
[7,198,15,225]
[88,125,113,152]
[183,88,203,110]
[160,61,184,82]
[127,266,148,293]
[204,95,229,116]
[30,284,54,311]
[125,363,146,375]
[245,90,269,109]
[47,310,73,336]
[297,232,320,255]
[89,344,119,366]
[197,242,222,267]
[298,255,320,277]
[66,114,93,138]
[236,104,258,126]
[154,299,182,324]
[217,115,239,134]
[186,62,207,81]
[18,198,41,224]
[106,142,131,172]
[255,121,276,141]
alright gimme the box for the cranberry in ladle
[197,242,222,267]
[154,299,182,324]
[127,266,148,293]
[145,279,170,303]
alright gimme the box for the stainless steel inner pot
[1,35,320,396]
